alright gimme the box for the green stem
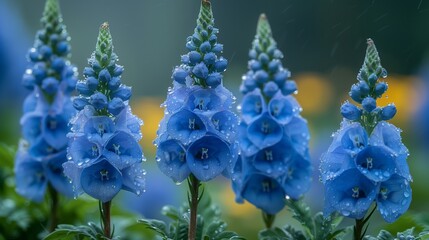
[100,201,112,239]
[353,204,376,240]
[262,211,276,229]
[48,184,58,232]
[188,174,200,240]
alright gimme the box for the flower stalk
[187,174,201,240]
[101,201,112,239]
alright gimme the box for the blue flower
[376,174,411,223]
[320,39,411,222]
[155,1,238,183]
[15,0,77,201]
[232,14,311,215]
[324,168,378,219]
[64,23,145,202]
[241,173,286,215]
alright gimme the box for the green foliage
[364,228,429,240]
[43,222,117,240]
[258,199,351,240]
[139,194,244,240]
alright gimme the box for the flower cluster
[63,23,145,203]
[155,0,238,183]
[14,0,77,202]
[320,39,412,223]
[232,14,312,215]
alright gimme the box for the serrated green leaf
[286,199,314,239]
[43,224,100,240]
[376,230,394,240]
[138,219,169,239]
[212,231,240,240]
[259,227,291,240]
[161,205,181,221]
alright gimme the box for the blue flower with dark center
[241,89,265,124]
[320,39,412,223]
[14,0,77,201]
[324,168,377,219]
[156,140,190,183]
[80,159,122,203]
[155,1,238,183]
[64,23,145,203]
[247,113,283,149]
[376,174,412,223]
[232,14,311,215]
[241,174,286,215]
[167,109,207,144]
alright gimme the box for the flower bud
[362,97,376,112]
[340,102,362,120]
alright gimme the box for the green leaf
[161,205,181,221]
[43,223,108,240]
[286,199,314,238]
[138,219,169,239]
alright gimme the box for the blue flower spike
[154,1,238,238]
[155,0,238,184]
[231,14,312,227]
[15,0,77,202]
[320,38,412,235]
[64,23,146,203]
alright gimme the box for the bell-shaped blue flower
[376,174,412,223]
[281,153,312,199]
[268,93,300,124]
[43,150,74,198]
[241,89,265,124]
[241,173,286,215]
[187,136,231,181]
[103,131,143,170]
[211,110,238,142]
[80,159,123,203]
[324,168,378,219]
[156,139,190,183]
[247,113,283,149]
[355,145,396,182]
[167,109,207,144]
[14,149,47,202]
[252,138,292,177]
[186,87,221,112]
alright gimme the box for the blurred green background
[1,0,429,239]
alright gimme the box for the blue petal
[247,113,283,149]
[62,161,84,197]
[376,174,411,223]
[282,153,312,199]
[210,110,238,142]
[283,116,310,156]
[241,174,285,215]
[42,113,69,150]
[43,150,73,198]
[238,122,259,157]
[84,116,116,144]
[121,162,145,195]
[355,146,396,182]
[186,87,221,112]
[187,136,231,181]
[164,86,191,113]
[28,137,57,158]
[241,89,265,124]
[156,139,190,183]
[252,138,293,177]
[167,109,207,145]
[21,113,42,143]
[323,168,377,219]
[370,122,411,181]
[103,131,143,170]
[320,147,355,183]
[268,94,300,124]
[14,150,47,202]
[80,159,122,202]
[68,136,101,165]
[114,106,143,141]
[340,122,368,154]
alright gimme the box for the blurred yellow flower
[131,97,164,154]
[294,73,334,115]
